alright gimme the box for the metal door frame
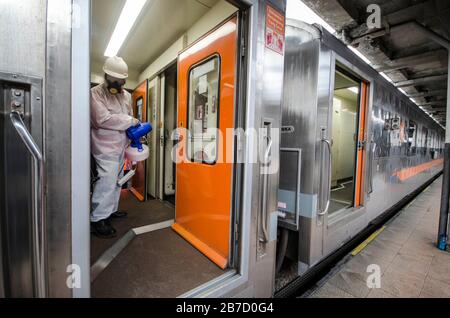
[143,61,179,202]
[147,76,160,199]
[158,74,165,199]
[0,72,45,297]
[0,0,83,298]
[71,0,91,298]
[326,62,363,215]
[326,51,374,227]
[161,62,178,200]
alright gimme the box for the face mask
[106,78,124,95]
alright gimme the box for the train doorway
[89,0,243,297]
[328,66,368,214]
[146,63,178,204]
[161,64,178,205]
[129,80,148,201]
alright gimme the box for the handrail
[318,129,332,217]
[10,111,47,298]
[369,140,376,194]
[260,135,273,243]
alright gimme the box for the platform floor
[306,176,450,298]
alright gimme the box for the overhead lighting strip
[104,0,148,57]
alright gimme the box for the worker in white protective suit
[90,56,139,238]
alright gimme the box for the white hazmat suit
[90,82,136,222]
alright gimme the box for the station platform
[305,176,450,298]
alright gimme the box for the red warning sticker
[265,5,285,55]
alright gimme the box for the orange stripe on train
[392,159,443,182]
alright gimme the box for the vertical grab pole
[437,51,450,250]
[318,128,332,217]
[10,112,47,297]
[260,122,273,243]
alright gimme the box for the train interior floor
[90,190,225,298]
[91,228,225,298]
[304,176,450,298]
[90,190,175,264]
[330,180,354,213]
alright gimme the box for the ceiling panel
[91,0,126,64]
[91,0,219,72]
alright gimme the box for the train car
[274,20,445,295]
[0,0,445,299]
[0,0,287,298]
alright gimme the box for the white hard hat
[103,56,129,79]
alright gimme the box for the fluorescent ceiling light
[347,87,359,94]
[104,0,148,57]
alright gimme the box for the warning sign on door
[265,5,285,55]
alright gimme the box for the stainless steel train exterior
[0,0,288,298]
[276,19,444,288]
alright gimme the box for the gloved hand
[132,118,140,127]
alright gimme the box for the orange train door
[172,15,238,269]
[130,80,148,201]
[354,82,368,207]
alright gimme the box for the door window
[187,56,220,164]
[136,97,143,122]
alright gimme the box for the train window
[408,120,416,155]
[422,127,429,154]
[329,69,361,214]
[408,120,416,139]
[187,56,220,164]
